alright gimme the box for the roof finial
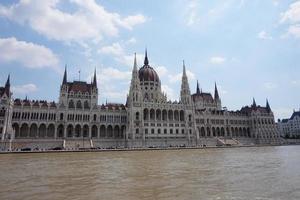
[63,64,67,84]
[93,67,97,87]
[266,98,271,112]
[214,82,219,100]
[133,52,138,70]
[196,80,200,94]
[183,60,186,76]
[252,97,257,107]
[5,74,10,88]
[144,48,149,65]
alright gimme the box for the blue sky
[0,0,300,120]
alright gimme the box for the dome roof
[138,50,160,82]
[139,65,160,82]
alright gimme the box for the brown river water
[0,146,299,200]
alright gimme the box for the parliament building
[0,51,281,150]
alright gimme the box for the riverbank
[0,143,294,154]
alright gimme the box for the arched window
[60,113,64,120]
[84,101,90,109]
[135,112,139,120]
[93,114,97,121]
[76,100,82,109]
[68,100,75,109]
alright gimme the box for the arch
[162,110,167,121]
[168,110,173,121]
[247,128,251,138]
[235,127,238,137]
[38,124,47,138]
[107,125,113,138]
[136,112,140,120]
[114,126,120,138]
[150,109,155,120]
[30,123,38,138]
[92,125,98,138]
[121,125,126,138]
[47,124,55,138]
[76,100,82,109]
[239,127,243,137]
[84,101,90,110]
[75,124,81,137]
[20,123,29,137]
[156,109,161,121]
[67,124,74,138]
[216,127,220,137]
[226,127,230,137]
[57,124,64,138]
[68,100,75,109]
[83,124,89,138]
[100,125,106,138]
[206,127,211,137]
[231,127,235,137]
[174,110,179,121]
[200,127,205,137]
[12,123,20,138]
[212,127,216,137]
[180,110,185,121]
[221,127,225,137]
[143,108,149,120]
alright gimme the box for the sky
[0,0,300,120]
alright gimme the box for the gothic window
[135,112,139,120]
[84,101,90,109]
[76,100,82,109]
[93,114,97,121]
[68,100,75,109]
[60,113,64,120]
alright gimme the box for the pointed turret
[196,80,201,94]
[144,49,149,65]
[214,82,219,100]
[266,99,271,112]
[252,98,257,108]
[93,68,97,87]
[128,53,142,104]
[180,60,192,104]
[5,74,10,88]
[62,65,67,84]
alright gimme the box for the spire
[266,99,271,112]
[196,80,200,94]
[63,65,67,84]
[93,68,97,87]
[5,74,10,88]
[214,82,219,100]
[252,98,257,107]
[144,48,149,65]
[180,60,191,104]
[183,60,187,77]
[133,52,138,71]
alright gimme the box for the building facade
[278,111,300,138]
[0,51,281,150]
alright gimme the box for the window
[93,114,97,121]
[60,113,64,120]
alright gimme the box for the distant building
[278,111,300,138]
[0,51,281,150]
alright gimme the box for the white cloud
[168,70,195,83]
[258,30,273,40]
[162,84,177,101]
[185,0,198,26]
[0,37,59,70]
[280,1,300,24]
[210,56,226,65]
[0,0,146,43]
[12,83,38,95]
[273,108,293,120]
[126,37,137,44]
[155,66,168,77]
[263,82,278,90]
[98,42,144,67]
[280,1,300,38]
[99,67,131,82]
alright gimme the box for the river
[0,146,299,200]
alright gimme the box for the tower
[127,53,143,141]
[214,82,222,110]
[59,65,68,106]
[180,61,192,105]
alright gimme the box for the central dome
[138,50,160,82]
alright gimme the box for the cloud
[12,83,38,95]
[263,82,278,90]
[280,1,300,38]
[210,56,226,65]
[280,1,300,24]
[168,70,195,83]
[258,30,273,40]
[0,0,146,43]
[273,108,293,120]
[162,84,177,101]
[0,37,59,70]
[99,67,131,82]
[185,0,198,26]
[155,66,168,77]
[98,42,144,67]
